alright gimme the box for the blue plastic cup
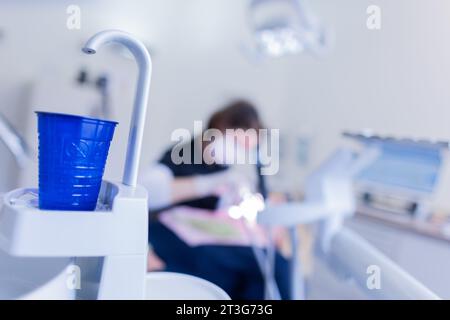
[36,112,118,211]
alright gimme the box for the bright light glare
[227,190,265,224]
[228,205,243,220]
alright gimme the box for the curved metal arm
[82,30,152,187]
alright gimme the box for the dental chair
[258,147,440,300]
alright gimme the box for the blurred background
[1,0,450,299]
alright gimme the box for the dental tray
[0,180,148,257]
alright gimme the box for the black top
[155,139,228,213]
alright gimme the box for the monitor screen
[357,143,442,194]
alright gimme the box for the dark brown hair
[207,100,263,131]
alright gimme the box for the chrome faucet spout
[82,30,152,187]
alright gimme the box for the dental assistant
[141,100,291,300]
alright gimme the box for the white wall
[2,0,450,209]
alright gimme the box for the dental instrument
[227,188,282,300]
[256,149,281,300]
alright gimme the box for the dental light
[247,0,332,59]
